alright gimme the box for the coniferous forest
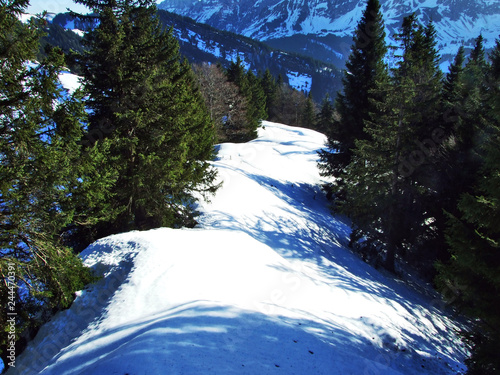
[1,0,499,373]
[319,0,500,373]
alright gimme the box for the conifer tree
[226,58,265,141]
[317,93,341,199]
[394,16,443,141]
[245,69,267,135]
[434,36,500,375]
[301,92,317,129]
[76,0,219,233]
[435,46,475,219]
[0,1,114,363]
[442,46,466,122]
[227,56,247,87]
[260,69,277,119]
[436,80,500,373]
[340,16,444,272]
[434,37,490,232]
[319,0,389,181]
[460,35,489,148]
[341,75,419,272]
[315,94,335,136]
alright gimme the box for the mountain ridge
[158,0,500,67]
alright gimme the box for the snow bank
[8,122,468,375]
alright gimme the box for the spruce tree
[395,16,443,141]
[341,16,444,272]
[319,0,389,182]
[0,1,113,364]
[436,65,500,371]
[315,94,335,136]
[442,46,466,125]
[434,37,490,234]
[76,0,219,233]
[341,75,419,272]
[245,69,267,136]
[301,92,317,129]
[226,58,265,141]
[393,17,445,271]
[260,68,278,120]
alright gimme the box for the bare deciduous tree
[193,63,248,142]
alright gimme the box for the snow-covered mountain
[6,75,469,373]
[158,0,500,67]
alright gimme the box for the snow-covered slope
[8,122,468,374]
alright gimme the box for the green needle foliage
[1,0,115,365]
[436,39,500,375]
[319,0,389,186]
[75,0,219,235]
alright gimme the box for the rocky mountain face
[158,0,500,68]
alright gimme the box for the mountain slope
[49,10,342,101]
[158,0,500,67]
[8,122,468,375]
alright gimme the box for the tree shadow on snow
[24,301,445,375]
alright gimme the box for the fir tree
[315,94,335,136]
[319,0,389,182]
[245,69,267,135]
[442,46,466,122]
[436,72,500,372]
[341,16,444,272]
[341,75,419,272]
[435,46,475,220]
[76,0,219,233]
[490,39,500,79]
[434,37,490,234]
[392,17,445,271]
[395,16,443,141]
[260,69,278,120]
[0,1,113,363]
[227,56,247,87]
[469,34,487,71]
[301,92,317,129]
[226,58,265,141]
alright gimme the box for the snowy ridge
[9,122,468,375]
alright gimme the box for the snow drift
[8,122,468,375]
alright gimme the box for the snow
[286,71,312,92]
[7,122,468,375]
[58,71,82,95]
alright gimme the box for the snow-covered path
[9,122,467,375]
